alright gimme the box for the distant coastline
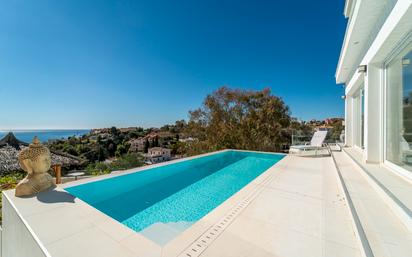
[0,129,90,143]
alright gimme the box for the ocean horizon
[0,129,91,143]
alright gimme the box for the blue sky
[0,0,346,129]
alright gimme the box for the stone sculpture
[15,137,55,197]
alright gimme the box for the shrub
[0,171,25,224]
[85,153,144,176]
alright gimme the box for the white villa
[333,0,412,255]
[128,137,146,152]
[146,147,172,163]
[337,0,412,176]
[2,1,412,257]
[128,133,163,153]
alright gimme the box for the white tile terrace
[2,151,366,257]
[333,150,412,257]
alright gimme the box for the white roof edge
[335,41,348,84]
[360,1,412,65]
[344,0,354,18]
[342,1,412,88]
[335,9,355,84]
[336,0,397,84]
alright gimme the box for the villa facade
[337,0,412,179]
[146,147,172,163]
[128,137,146,152]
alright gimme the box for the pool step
[140,221,194,246]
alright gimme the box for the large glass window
[386,41,412,171]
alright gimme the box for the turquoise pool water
[66,150,284,237]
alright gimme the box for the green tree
[144,139,150,153]
[160,124,170,131]
[115,144,127,157]
[171,141,187,155]
[329,119,344,142]
[154,136,159,147]
[107,141,116,156]
[96,145,108,162]
[63,145,78,156]
[110,126,118,136]
[186,86,292,153]
[168,120,187,133]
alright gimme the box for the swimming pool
[66,150,284,243]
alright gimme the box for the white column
[364,64,382,163]
[345,96,353,147]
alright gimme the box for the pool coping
[3,149,287,257]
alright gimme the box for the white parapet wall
[1,192,49,257]
[0,225,2,257]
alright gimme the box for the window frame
[383,33,412,179]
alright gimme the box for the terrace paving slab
[344,147,412,226]
[197,156,361,257]
[333,150,412,257]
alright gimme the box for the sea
[0,130,91,144]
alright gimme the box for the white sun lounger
[289,131,329,156]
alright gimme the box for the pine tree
[154,136,159,147]
[144,139,149,153]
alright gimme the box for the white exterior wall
[148,148,171,158]
[345,97,353,146]
[338,0,412,175]
[1,193,49,257]
[0,226,2,257]
[363,64,382,163]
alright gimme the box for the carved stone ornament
[15,137,55,197]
